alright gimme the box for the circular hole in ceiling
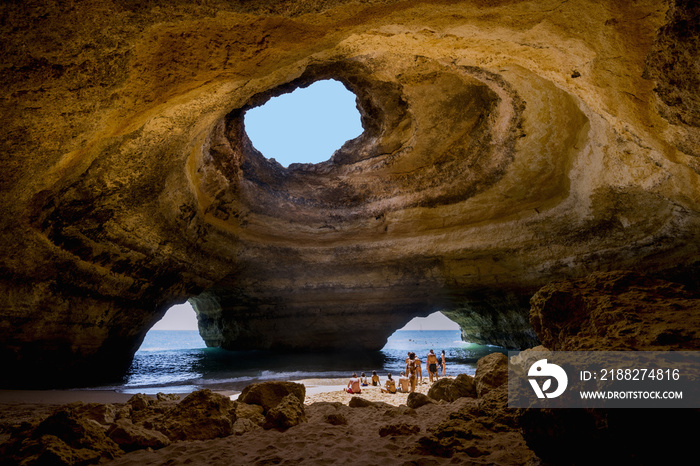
[244,79,363,168]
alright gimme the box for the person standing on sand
[405,351,422,384]
[381,373,397,393]
[406,352,418,392]
[441,350,446,376]
[345,373,361,394]
[397,371,409,392]
[427,349,439,383]
[415,354,423,384]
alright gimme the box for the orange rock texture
[0,0,698,385]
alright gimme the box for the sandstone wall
[0,0,698,385]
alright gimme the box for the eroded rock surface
[0,388,279,465]
[530,269,700,351]
[238,381,306,413]
[0,404,123,466]
[521,270,700,465]
[1,0,699,385]
[427,374,477,402]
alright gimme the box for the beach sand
[0,376,534,465]
[298,376,435,405]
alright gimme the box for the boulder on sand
[263,394,307,430]
[406,392,435,409]
[427,374,477,402]
[108,419,171,452]
[0,406,123,466]
[474,353,508,397]
[154,389,237,441]
[232,401,265,426]
[238,382,306,413]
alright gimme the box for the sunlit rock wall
[0,0,698,385]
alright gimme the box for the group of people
[344,349,447,395]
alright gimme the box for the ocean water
[110,330,507,394]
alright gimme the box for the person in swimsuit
[397,371,409,392]
[441,350,446,376]
[415,354,423,384]
[345,372,361,394]
[406,352,418,393]
[360,372,369,386]
[371,370,380,386]
[404,351,423,384]
[381,373,397,394]
[427,349,439,382]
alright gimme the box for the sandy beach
[0,372,536,465]
[0,375,433,420]
[297,377,436,405]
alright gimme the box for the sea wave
[87,329,506,394]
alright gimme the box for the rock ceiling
[0,0,698,386]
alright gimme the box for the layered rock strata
[1,0,699,385]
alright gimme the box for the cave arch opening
[243,79,363,167]
[381,311,461,356]
[380,311,507,377]
[139,302,205,351]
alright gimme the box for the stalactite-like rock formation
[0,0,698,386]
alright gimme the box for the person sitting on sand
[360,372,369,386]
[380,373,397,394]
[397,371,409,393]
[345,372,361,394]
[371,370,380,386]
[427,349,439,383]
[406,352,418,393]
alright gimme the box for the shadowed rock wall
[0,0,698,386]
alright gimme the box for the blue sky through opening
[244,79,363,167]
